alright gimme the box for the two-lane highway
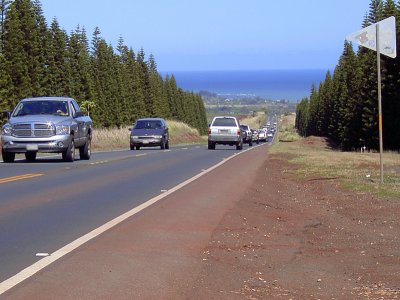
[0,143,258,283]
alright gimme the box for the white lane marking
[0,145,259,295]
[89,160,109,165]
[35,253,50,257]
[160,189,168,193]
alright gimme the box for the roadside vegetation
[272,113,400,198]
[239,111,266,129]
[0,0,208,136]
[92,110,268,151]
[92,120,206,151]
[297,1,400,152]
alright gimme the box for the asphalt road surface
[0,143,256,284]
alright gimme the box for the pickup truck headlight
[2,124,12,136]
[154,135,162,139]
[55,124,70,135]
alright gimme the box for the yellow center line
[0,173,44,184]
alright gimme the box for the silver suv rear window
[212,118,237,127]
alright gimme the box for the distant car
[130,118,169,150]
[267,133,274,142]
[251,129,259,144]
[258,129,267,142]
[240,124,253,146]
[208,116,243,150]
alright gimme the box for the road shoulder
[5,145,269,299]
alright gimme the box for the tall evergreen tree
[295,0,400,150]
[307,84,319,136]
[0,0,11,54]
[3,0,35,104]
[67,26,94,107]
[0,0,209,134]
[295,98,310,137]
[125,48,147,121]
[380,0,400,149]
[46,18,70,96]
[0,53,12,110]
[317,71,333,137]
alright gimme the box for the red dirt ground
[188,153,400,299]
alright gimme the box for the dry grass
[276,113,300,142]
[92,127,131,151]
[91,120,206,151]
[240,112,266,129]
[271,114,400,198]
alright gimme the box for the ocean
[161,69,330,102]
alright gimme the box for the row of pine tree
[295,0,400,151]
[0,0,209,135]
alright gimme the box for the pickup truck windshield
[13,101,70,117]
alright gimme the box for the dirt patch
[186,153,400,299]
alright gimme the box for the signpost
[346,16,397,184]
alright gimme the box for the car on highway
[1,97,92,162]
[267,132,274,142]
[129,118,169,150]
[258,129,267,142]
[208,116,243,150]
[240,124,253,146]
[251,129,259,144]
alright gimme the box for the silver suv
[208,116,243,150]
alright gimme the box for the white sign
[346,16,397,58]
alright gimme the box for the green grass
[271,114,400,199]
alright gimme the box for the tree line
[0,0,209,135]
[295,0,400,151]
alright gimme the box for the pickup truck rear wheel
[2,149,15,163]
[62,138,75,162]
[79,137,91,160]
[25,152,37,162]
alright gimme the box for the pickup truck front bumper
[1,134,72,153]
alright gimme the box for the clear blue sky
[39,0,371,72]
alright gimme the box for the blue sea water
[161,69,330,102]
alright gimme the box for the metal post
[376,23,384,184]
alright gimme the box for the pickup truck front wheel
[62,138,75,162]
[2,149,15,163]
[79,137,91,160]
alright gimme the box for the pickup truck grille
[13,123,55,138]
